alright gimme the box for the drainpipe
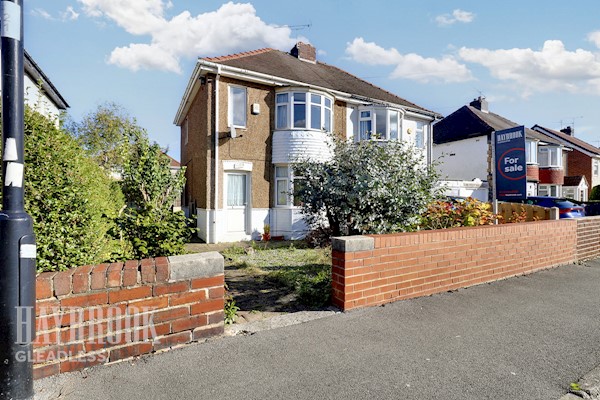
[210,66,221,244]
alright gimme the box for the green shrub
[590,185,600,201]
[23,108,124,272]
[116,132,194,259]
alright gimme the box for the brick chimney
[469,96,489,113]
[560,126,573,136]
[290,42,317,63]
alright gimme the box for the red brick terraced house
[532,125,600,200]
[174,42,441,243]
[432,97,565,200]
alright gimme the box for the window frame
[415,121,425,149]
[526,140,537,164]
[357,106,404,142]
[228,85,247,128]
[538,146,562,168]
[274,89,333,132]
[594,159,599,177]
[274,165,304,208]
[538,184,561,197]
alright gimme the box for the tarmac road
[36,259,600,400]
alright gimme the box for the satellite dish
[230,125,237,138]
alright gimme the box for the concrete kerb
[331,236,375,252]
[168,252,224,282]
[561,363,600,399]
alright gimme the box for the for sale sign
[495,126,526,200]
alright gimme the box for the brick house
[531,125,600,199]
[174,42,440,243]
[432,97,564,200]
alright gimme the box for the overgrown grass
[223,242,332,308]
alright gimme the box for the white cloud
[61,6,79,21]
[31,8,54,20]
[458,40,600,96]
[588,31,600,48]
[346,38,473,83]
[78,1,301,73]
[436,9,475,26]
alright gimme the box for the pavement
[35,259,600,400]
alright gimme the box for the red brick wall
[538,167,564,185]
[576,216,600,260]
[332,220,577,311]
[526,165,539,182]
[34,256,224,379]
[568,150,592,189]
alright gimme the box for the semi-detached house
[174,42,440,243]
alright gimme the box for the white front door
[225,173,249,235]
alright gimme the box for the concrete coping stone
[168,252,224,282]
[331,236,375,253]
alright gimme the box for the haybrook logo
[18,305,158,363]
[497,148,526,180]
[496,129,523,144]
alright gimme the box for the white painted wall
[433,136,489,181]
[439,180,489,201]
[24,74,61,121]
[272,130,332,164]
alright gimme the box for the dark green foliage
[116,132,195,259]
[590,185,600,201]
[23,108,123,272]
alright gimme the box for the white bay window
[538,146,562,167]
[358,107,403,141]
[275,90,332,132]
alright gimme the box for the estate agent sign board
[494,126,526,201]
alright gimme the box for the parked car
[522,196,585,218]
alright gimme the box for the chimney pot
[560,126,573,136]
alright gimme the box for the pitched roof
[163,153,180,168]
[563,175,587,187]
[24,51,69,110]
[531,125,600,156]
[200,48,435,114]
[433,105,560,145]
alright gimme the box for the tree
[66,102,140,172]
[590,185,600,201]
[116,132,194,259]
[22,107,124,272]
[292,137,441,236]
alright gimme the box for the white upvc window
[594,159,599,177]
[538,184,561,197]
[358,107,403,141]
[526,140,537,164]
[275,166,289,206]
[274,165,304,207]
[228,86,247,128]
[415,121,425,149]
[275,90,333,132]
[538,146,562,167]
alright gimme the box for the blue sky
[25,1,600,159]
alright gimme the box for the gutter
[174,59,441,125]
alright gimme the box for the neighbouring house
[164,153,182,211]
[22,51,69,120]
[174,42,440,243]
[562,175,588,201]
[531,125,600,199]
[432,97,564,201]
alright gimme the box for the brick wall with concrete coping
[34,252,224,379]
[331,220,579,311]
[576,216,600,260]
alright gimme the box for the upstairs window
[526,140,537,164]
[275,90,333,132]
[228,86,247,128]
[538,146,562,167]
[415,122,425,149]
[358,107,403,141]
[594,159,599,177]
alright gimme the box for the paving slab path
[35,259,600,400]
